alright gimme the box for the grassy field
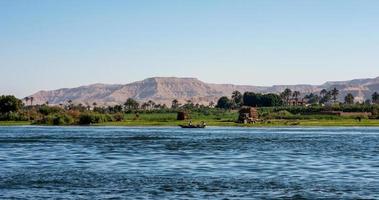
[98,119,379,127]
[97,112,379,127]
[98,112,237,126]
[2,112,379,127]
[0,121,31,126]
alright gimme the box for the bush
[33,114,74,125]
[113,113,124,122]
[0,95,22,114]
[79,113,95,124]
[0,112,29,121]
[270,110,293,119]
[78,113,111,125]
[39,106,63,116]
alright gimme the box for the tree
[160,104,168,109]
[331,87,339,103]
[243,92,282,107]
[0,95,23,114]
[124,98,139,110]
[67,99,73,110]
[92,102,97,108]
[231,90,243,107]
[372,92,379,104]
[171,99,180,109]
[292,91,301,105]
[141,102,150,110]
[319,91,332,104]
[320,89,328,97]
[344,93,354,104]
[304,93,320,104]
[30,97,34,106]
[260,93,283,107]
[113,105,123,113]
[147,100,155,109]
[24,97,30,106]
[209,101,215,108]
[182,100,194,109]
[243,92,261,107]
[280,88,292,105]
[364,99,371,105]
[216,96,232,109]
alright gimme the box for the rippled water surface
[1,126,379,199]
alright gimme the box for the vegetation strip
[1,88,379,126]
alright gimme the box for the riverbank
[97,119,379,127]
[3,119,378,127]
[0,121,31,126]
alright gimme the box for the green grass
[291,119,379,127]
[98,117,379,127]
[0,121,31,126]
[2,112,379,127]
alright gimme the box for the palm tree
[280,88,292,105]
[344,93,354,104]
[372,92,379,104]
[320,91,332,104]
[320,89,328,97]
[141,102,150,110]
[331,88,339,103]
[30,97,34,106]
[304,93,320,105]
[161,104,167,109]
[292,91,301,105]
[171,99,180,109]
[67,99,73,110]
[232,90,243,107]
[186,100,193,106]
[92,102,97,108]
[124,98,139,110]
[209,101,215,108]
[24,97,30,106]
[147,100,155,109]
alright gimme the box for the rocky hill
[28,76,379,106]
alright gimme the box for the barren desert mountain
[28,76,379,106]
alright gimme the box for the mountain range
[28,76,379,106]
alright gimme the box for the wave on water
[0,126,379,199]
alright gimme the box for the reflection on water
[0,126,378,199]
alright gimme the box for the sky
[1,0,379,97]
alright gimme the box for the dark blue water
[0,126,378,199]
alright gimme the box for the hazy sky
[1,0,379,97]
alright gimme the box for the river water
[0,126,378,199]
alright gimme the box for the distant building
[288,99,306,106]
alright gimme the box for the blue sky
[1,0,378,97]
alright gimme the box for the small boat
[179,124,206,128]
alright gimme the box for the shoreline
[2,119,379,127]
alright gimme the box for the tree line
[0,95,219,124]
[1,89,379,124]
[215,91,283,109]
[215,88,379,109]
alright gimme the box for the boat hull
[179,125,206,128]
